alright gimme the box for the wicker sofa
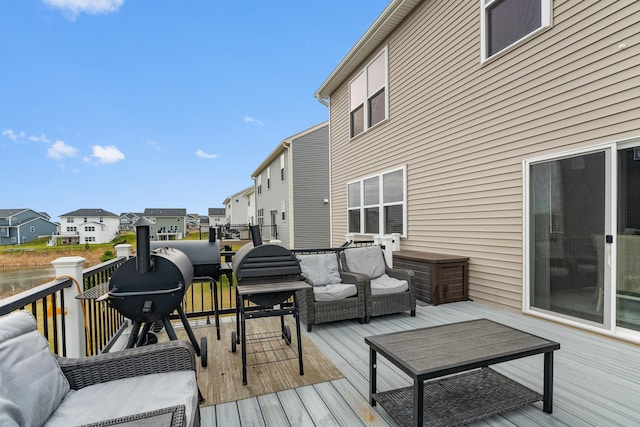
[293,249,366,332]
[340,245,416,322]
[0,311,200,427]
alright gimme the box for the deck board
[195,301,640,426]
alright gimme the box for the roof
[223,186,253,204]
[314,0,421,100]
[251,121,328,178]
[208,208,225,216]
[59,208,118,217]
[0,209,29,218]
[143,208,187,217]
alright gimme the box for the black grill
[107,218,212,368]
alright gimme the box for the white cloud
[91,145,125,163]
[196,149,218,159]
[146,139,161,151]
[47,140,78,159]
[28,133,51,143]
[42,0,124,19]
[2,129,26,142]
[244,116,264,126]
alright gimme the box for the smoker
[106,218,209,367]
[150,233,222,340]
[231,226,311,384]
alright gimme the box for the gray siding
[327,0,640,310]
[291,124,330,249]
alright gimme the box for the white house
[58,209,120,244]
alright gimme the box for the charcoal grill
[231,226,311,385]
[106,218,209,367]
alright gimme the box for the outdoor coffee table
[365,318,560,427]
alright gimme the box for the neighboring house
[142,208,187,240]
[119,212,141,232]
[186,214,201,232]
[251,122,330,249]
[207,208,226,227]
[223,187,253,225]
[58,209,119,244]
[0,209,58,245]
[315,0,640,342]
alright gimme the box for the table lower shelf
[373,368,542,427]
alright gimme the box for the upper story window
[267,167,271,189]
[67,217,74,223]
[347,166,406,236]
[481,0,551,61]
[349,47,388,138]
[280,154,285,181]
[257,175,262,194]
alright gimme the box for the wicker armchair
[293,250,366,332]
[340,245,416,322]
[0,311,200,427]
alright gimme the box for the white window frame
[267,167,271,190]
[347,165,407,237]
[257,175,262,195]
[349,46,388,139]
[280,154,285,181]
[480,0,552,62]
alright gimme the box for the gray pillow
[0,311,70,427]
[344,246,386,279]
[298,253,342,286]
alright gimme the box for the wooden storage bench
[392,250,469,305]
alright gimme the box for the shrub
[100,250,115,263]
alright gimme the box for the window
[481,0,551,60]
[257,208,264,225]
[349,48,388,138]
[267,167,271,189]
[30,226,35,232]
[347,166,406,236]
[280,154,285,181]
[67,217,74,223]
[257,175,262,194]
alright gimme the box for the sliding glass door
[528,143,640,333]
[529,151,607,325]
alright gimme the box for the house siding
[256,158,290,246]
[328,0,640,310]
[291,124,330,249]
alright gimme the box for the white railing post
[51,256,87,358]
[115,243,132,259]
[378,235,395,267]
[345,233,355,245]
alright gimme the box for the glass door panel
[617,148,640,330]
[530,151,606,324]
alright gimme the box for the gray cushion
[299,253,342,286]
[344,246,386,279]
[370,274,409,295]
[0,311,70,427]
[313,283,358,302]
[43,370,198,427]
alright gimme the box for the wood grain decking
[164,301,640,426]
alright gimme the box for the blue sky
[1,0,389,222]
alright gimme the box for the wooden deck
[190,300,640,426]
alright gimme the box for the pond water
[0,267,56,298]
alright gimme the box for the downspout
[281,139,293,247]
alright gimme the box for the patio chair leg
[411,309,416,317]
[307,324,312,332]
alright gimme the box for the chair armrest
[58,340,196,390]
[339,270,367,295]
[78,405,186,427]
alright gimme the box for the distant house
[207,208,225,227]
[186,213,201,232]
[0,209,58,245]
[119,212,142,232]
[251,122,330,249]
[223,187,253,225]
[58,209,119,244]
[315,0,640,341]
[142,208,187,240]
